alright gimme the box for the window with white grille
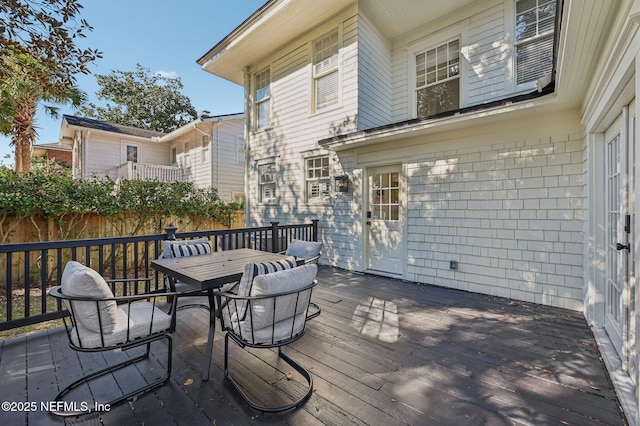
[415,39,460,118]
[515,0,556,85]
[254,68,271,130]
[258,162,276,202]
[305,156,330,202]
[314,29,339,111]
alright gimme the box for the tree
[0,0,100,172]
[79,64,198,133]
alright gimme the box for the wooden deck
[0,266,627,425]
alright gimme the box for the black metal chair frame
[158,253,213,312]
[215,279,318,413]
[48,278,178,417]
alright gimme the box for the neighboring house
[198,0,640,421]
[34,113,246,201]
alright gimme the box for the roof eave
[320,88,559,151]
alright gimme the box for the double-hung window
[415,39,460,118]
[258,163,276,203]
[201,135,210,163]
[306,156,330,202]
[515,0,556,85]
[314,29,339,111]
[254,68,271,130]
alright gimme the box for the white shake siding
[466,3,508,105]
[321,110,586,309]
[402,123,585,310]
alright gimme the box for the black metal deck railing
[0,220,319,331]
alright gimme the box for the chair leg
[50,334,173,418]
[306,301,321,320]
[223,333,314,413]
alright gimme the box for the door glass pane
[370,171,400,221]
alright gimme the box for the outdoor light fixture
[335,175,349,192]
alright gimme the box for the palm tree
[1,50,85,173]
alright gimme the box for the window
[258,163,276,202]
[236,137,245,165]
[515,0,556,85]
[254,68,271,130]
[314,29,339,110]
[306,156,330,201]
[415,39,460,117]
[201,135,210,163]
[126,145,138,163]
[371,171,400,221]
[170,147,177,164]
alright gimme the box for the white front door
[365,164,404,275]
[605,103,635,368]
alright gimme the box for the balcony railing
[116,161,187,182]
[0,221,319,331]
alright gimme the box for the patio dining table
[151,248,300,381]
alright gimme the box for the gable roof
[62,115,165,139]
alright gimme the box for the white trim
[121,141,141,164]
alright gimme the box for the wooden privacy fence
[1,212,245,246]
[0,220,319,331]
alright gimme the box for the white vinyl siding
[392,2,537,122]
[515,0,556,85]
[357,11,392,130]
[314,29,340,111]
[82,136,166,180]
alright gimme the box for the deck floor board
[0,266,628,425]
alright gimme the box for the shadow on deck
[0,266,627,425]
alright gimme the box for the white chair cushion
[162,238,212,258]
[233,264,317,344]
[236,256,298,298]
[233,257,297,318]
[70,302,172,348]
[285,239,323,260]
[61,261,118,334]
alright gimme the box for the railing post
[271,222,280,253]
[311,219,319,242]
[165,225,178,241]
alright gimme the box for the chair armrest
[49,286,179,304]
[216,280,317,302]
[106,277,154,294]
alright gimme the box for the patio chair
[281,239,323,320]
[48,261,178,417]
[283,239,323,264]
[216,263,319,412]
[160,237,218,311]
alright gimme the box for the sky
[0,0,268,166]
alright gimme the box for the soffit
[198,0,477,85]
